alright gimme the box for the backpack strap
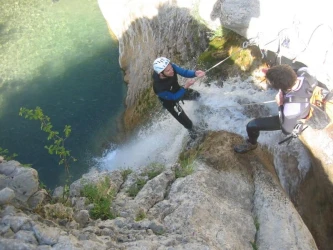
[284,96,310,103]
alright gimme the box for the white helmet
[153,57,170,74]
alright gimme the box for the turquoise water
[0,0,126,188]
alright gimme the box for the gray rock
[71,196,87,211]
[0,205,17,217]
[0,162,39,205]
[134,169,175,213]
[1,215,31,233]
[32,223,61,245]
[73,210,90,227]
[0,224,14,238]
[148,220,165,235]
[0,160,20,176]
[15,230,38,245]
[52,186,64,200]
[0,238,37,250]
[37,246,52,250]
[0,187,15,205]
[27,189,48,209]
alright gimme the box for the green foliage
[120,168,133,181]
[81,176,116,220]
[250,242,258,250]
[175,152,197,178]
[0,147,30,167]
[143,162,165,180]
[197,27,250,78]
[127,178,147,197]
[19,106,76,182]
[134,87,160,127]
[21,163,32,168]
[207,26,224,40]
[135,209,146,221]
[61,184,70,204]
[126,163,165,198]
[254,216,260,231]
[250,216,260,250]
[0,147,18,161]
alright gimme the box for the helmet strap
[161,71,169,78]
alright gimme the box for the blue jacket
[152,64,196,103]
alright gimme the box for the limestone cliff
[0,131,319,249]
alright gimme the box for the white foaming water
[95,76,313,189]
[96,111,187,169]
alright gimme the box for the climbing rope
[217,100,276,109]
[192,39,257,85]
[204,39,256,74]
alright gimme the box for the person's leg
[246,115,280,144]
[234,115,280,153]
[163,102,193,129]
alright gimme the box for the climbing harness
[278,123,308,145]
[174,102,183,116]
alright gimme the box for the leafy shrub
[81,176,115,220]
[127,178,147,197]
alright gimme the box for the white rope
[218,100,276,109]
[204,40,254,74]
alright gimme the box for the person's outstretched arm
[172,63,205,78]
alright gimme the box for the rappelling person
[234,64,317,153]
[152,57,205,139]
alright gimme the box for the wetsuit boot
[188,127,199,140]
[234,139,257,153]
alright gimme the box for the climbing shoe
[186,130,207,150]
[234,140,257,154]
[188,128,199,140]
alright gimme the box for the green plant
[175,152,197,178]
[144,162,165,180]
[62,184,70,203]
[0,147,18,161]
[250,216,260,250]
[254,216,260,231]
[127,178,147,197]
[120,168,133,181]
[21,163,32,168]
[250,241,258,250]
[81,176,115,220]
[135,209,146,221]
[207,26,224,40]
[19,107,76,182]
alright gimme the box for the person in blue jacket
[152,57,205,139]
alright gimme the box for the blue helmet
[153,57,170,74]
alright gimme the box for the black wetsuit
[152,64,200,129]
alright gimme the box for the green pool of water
[0,0,126,188]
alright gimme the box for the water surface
[0,0,126,188]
